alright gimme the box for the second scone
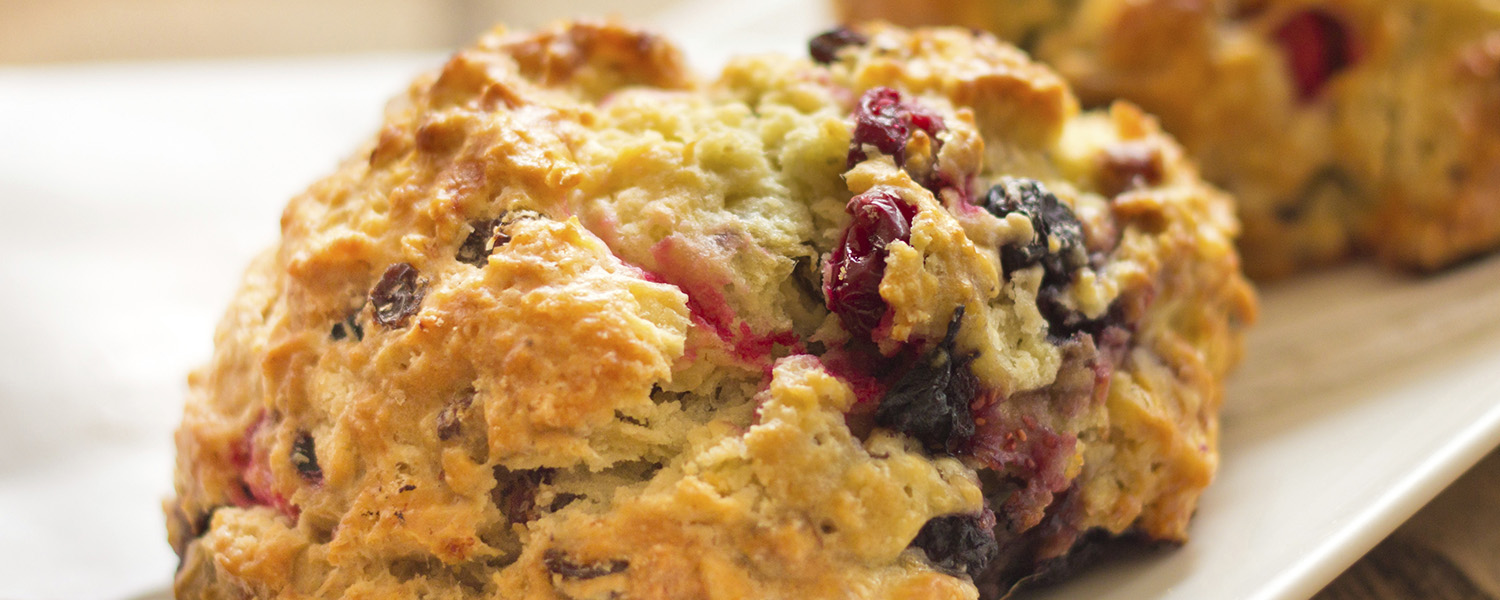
[168,21,1256,600]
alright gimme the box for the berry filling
[808,27,868,65]
[824,187,919,340]
[229,415,299,520]
[1274,10,1359,102]
[847,87,946,169]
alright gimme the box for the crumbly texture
[167,21,1256,600]
[839,0,1500,277]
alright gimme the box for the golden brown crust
[841,0,1500,277]
[170,21,1254,600]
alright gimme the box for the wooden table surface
[1317,447,1500,599]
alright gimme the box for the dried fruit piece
[290,433,321,483]
[1275,10,1359,101]
[874,307,979,454]
[847,87,946,168]
[456,217,507,267]
[981,178,1086,284]
[1097,142,1164,196]
[824,187,919,339]
[910,512,1000,578]
[542,549,629,580]
[492,468,554,524]
[809,27,868,64]
[369,263,427,328]
[328,311,363,342]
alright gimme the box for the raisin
[370,263,426,328]
[492,467,553,524]
[329,311,363,341]
[542,549,629,580]
[436,393,473,441]
[874,307,979,454]
[982,178,1087,286]
[847,87,946,169]
[910,512,1000,578]
[809,27,868,64]
[1275,10,1358,101]
[456,217,506,267]
[290,433,321,483]
[824,187,918,339]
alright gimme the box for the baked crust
[839,0,1500,277]
[169,21,1255,599]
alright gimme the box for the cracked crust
[839,0,1500,277]
[169,21,1255,600]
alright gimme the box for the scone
[838,0,1500,277]
[167,21,1255,600]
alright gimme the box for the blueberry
[981,178,1086,286]
[809,27,868,64]
[369,263,426,328]
[874,307,978,455]
[825,187,919,339]
[328,311,364,342]
[910,512,1000,578]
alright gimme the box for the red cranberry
[847,87,946,169]
[824,187,918,339]
[1275,10,1359,101]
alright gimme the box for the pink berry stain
[647,236,802,367]
[231,413,300,520]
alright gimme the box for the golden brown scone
[838,0,1500,277]
[167,21,1255,600]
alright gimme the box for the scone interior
[838,0,1500,277]
[167,21,1255,600]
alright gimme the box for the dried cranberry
[874,307,979,454]
[847,87,946,169]
[910,512,1000,578]
[809,27,868,64]
[981,178,1086,286]
[543,549,629,580]
[369,263,426,328]
[824,187,918,339]
[1275,10,1358,101]
[289,433,321,483]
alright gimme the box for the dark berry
[329,310,363,341]
[874,307,979,455]
[1036,286,1108,342]
[910,512,1000,578]
[289,433,321,482]
[809,27,868,64]
[825,187,918,339]
[542,549,629,580]
[981,177,1086,286]
[1275,10,1359,101]
[847,87,946,169]
[370,263,426,328]
[456,217,507,267]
